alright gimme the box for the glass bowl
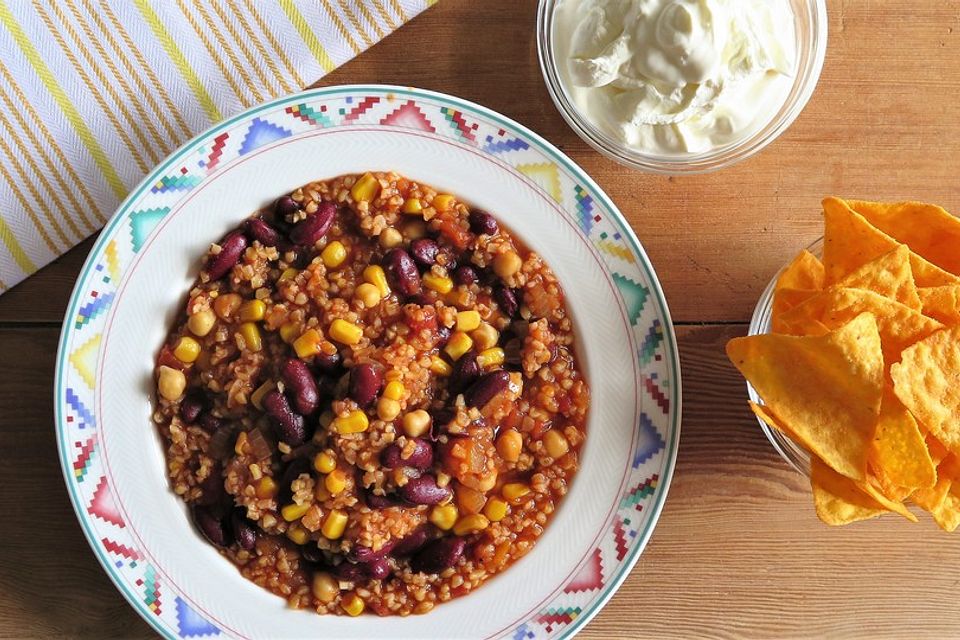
[747,237,823,476]
[536,0,829,175]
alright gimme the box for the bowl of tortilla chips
[730,197,960,530]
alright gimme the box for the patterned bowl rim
[54,84,682,639]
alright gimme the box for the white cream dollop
[555,0,797,155]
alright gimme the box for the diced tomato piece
[438,218,471,251]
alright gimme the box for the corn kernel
[351,172,380,202]
[157,366,186,401]
[325,469,347,495]
[341,593,364,616]
[329,319,363,345]
[355,282,382,309]
[239,299,266,322]
[251,381,274,410]
[280,322,301,344]
[430,355,452,376]
[484,497,509,522]
[503,483,531,503]
[402,409,432,438]
[383,380,404,401]
[401,197,423,214]
[321,241,347,268]
[543,429,570,459]
[173,336,201,363]
[429,504,458,531]
[456,310,482,332]
[422,273,453,294]
[286,523,309,545]
[496,429,522,463]
[363,265,390,297]
[187,309,216,337]
[333,410,369,434]
[293,328,323,358]
[238,322,262,352]
[282,502,311,522]
[377,397,401,421]
[279,267,298,282]
[321,509,348,539]
[477,347,505,369]
[433,194,455,212]
[313,452,336,474]
[471,323,500,351]
[444,332,473,361]
[255,476,278,499]
[453,514,489,536]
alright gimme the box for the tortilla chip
[859,476,919,522]
[835,245,921,310]
[930,492,960,532]
[871,463,915,503]
[912,476,951,512]
[918,285,960,325]
[771,288,821,333]
[727,313,884,480]
[870,390,936,490]
[891,326,960,457]
[776,287,943,365]
[777,250,825,290]
[811,456,887,525]
[822,197,958,287]
[847,199,960,276]
[926,434,951,466]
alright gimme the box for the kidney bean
[435,325,451,348]
[464,371,511,408]
[206,231,247,281]
[348,363,383,406]
[274,195,300,219]
[366,557,391,580]
[196,463,225,506]
[493,285,519,317]
[365,492,401,509]
[431,408,456,431]
[262,390,306,446]
[244,218,281,247]
[468,209,499,236]
[391,525,432,557]
[381,439,434,471]
[453,266,478,286]
[436,246,457,271]
[351,539,397,563]
[409,238,439,266]
[334,561,368,583]
[411,536,466,574]
[231,509,258,551]
[289,201,336,246]
[193,506,231,547]
[450,350,480,393]
[281,358,320,415]
[198,413,222,433]
[179,391,205,424]
[300,544,326,565]
[313,349,341,375]
[400,474,451,506]
[383,248,421,297]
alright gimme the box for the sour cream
[554,0,797,155]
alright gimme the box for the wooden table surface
[4,1,960,637]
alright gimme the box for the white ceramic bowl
[55,86,681,639]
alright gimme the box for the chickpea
[187,309,216,337]
[312,571,339,604]
[493,250,522,279]
[402,409,431,438]
[496,429,522,462]
[543,429,570,459]
[157,365,186,401]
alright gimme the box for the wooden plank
[11,324,960,638]
[3,0,960,325]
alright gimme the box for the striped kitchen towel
[0,0,433,294]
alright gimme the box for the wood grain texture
[3,0,960,637]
